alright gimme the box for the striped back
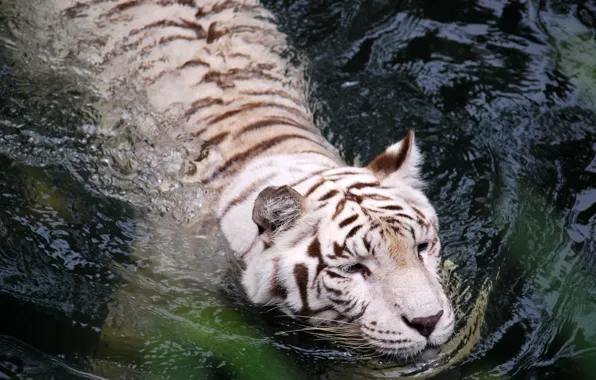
[58,0,341,190]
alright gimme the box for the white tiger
[48,0,455,357]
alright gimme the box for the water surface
[1,0,595,379]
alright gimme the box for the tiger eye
[341,263,371,279]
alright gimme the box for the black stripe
[346,225,363,239]
[206,101,307,126]
[332,198,346,219]
[240,89,302,104]
[323,282,342,296]
[234,117,311,138]
[339,214,358,228]
[346,303,368,323]
[365,194,393,201]
[159,34,197,46]
[348,182,378,191]
[186,97,225,119]
[131,19,207,39]
[342,299,359,314]
[307,237,326,277]
[431,237,439,251]
[179,58,209,69]
[202,134,328,183]
[206,21,226,43]
[105,0,142,16]
[408,225,416,239]
[410,205,427,220]
[294,264,311,315]
[318,190,338,201]
[382,217,404,226]
[204,131,229,146]
[326,270,348,280]
[345,193,363,204]
[394,213,415,221]
[381,205,403,211]
[328,242,349,260]
[288,169,329,188]
[305,180,325,197]
[195,1,257,18]
[329,298,350,305]
[363,238,372,254]
[176,0,196,6]
[202,68,278,89]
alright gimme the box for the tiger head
[242,131,454,357]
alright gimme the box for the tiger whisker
[265,305,280,313]
[282,326,336,334]
[299,327,361,337]
[290,330,362,340]
[289,315,360,326]
[303,331,366,344]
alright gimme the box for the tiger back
[53,0,455,356]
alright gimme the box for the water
[1,0,595,379]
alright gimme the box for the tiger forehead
[300,175,405,209]
[382,226,410,263]
[300,171,380,195]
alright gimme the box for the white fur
[38,0,454,356]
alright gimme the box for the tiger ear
[367,130,423,188]
[252,186,304,236]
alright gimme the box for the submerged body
[50,0,454,356]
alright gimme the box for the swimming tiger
[49,0,455,357]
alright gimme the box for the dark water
[1,0,595,379]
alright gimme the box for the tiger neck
[216,152,340,255]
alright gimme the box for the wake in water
[0,335,112,380]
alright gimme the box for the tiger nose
[402,310,443,338]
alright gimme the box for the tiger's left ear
[367,130,423,189]
[252,185,304,237]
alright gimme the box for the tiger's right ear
[252,186,304,237]
[367,130,423,189]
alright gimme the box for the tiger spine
[54,0,344,248]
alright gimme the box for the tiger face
[242,132,454,357]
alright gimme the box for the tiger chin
[226,131,455,358]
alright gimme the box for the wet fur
[47,0,455,356]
